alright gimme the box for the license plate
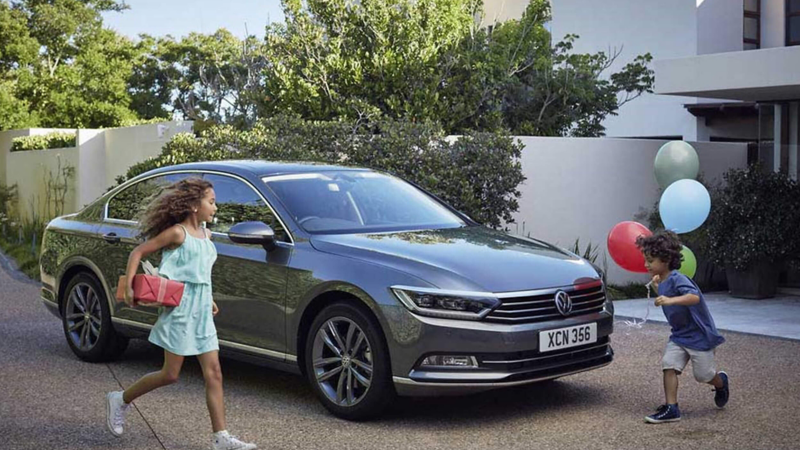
[539,323,597,352]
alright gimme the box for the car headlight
[390,286,500,320]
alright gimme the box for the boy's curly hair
[138,177,213,240]
[636,230,683,270]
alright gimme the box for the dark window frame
[744,0,761,49]
[788,0,800,46]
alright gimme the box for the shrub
[10,132,77,152]
[117,116,526,229]
[705,165,800,270]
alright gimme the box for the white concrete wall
[697,0,743,54]
[103,121,193,195]
[77,129,105,209]
[509,137,748,285]
[482,0,530,26]
[550,0,700,140]
[5,147,80,222]
[0,121,192,221]
[0,128,76,186]
[761,0,787,48]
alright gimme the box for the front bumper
[388,309,614,396]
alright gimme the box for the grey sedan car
[40,160,614,420]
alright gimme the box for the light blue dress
[148,224,219,356]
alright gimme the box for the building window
[788,0,800,46]
[744,0,761,50]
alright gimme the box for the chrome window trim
[103,169,294,245]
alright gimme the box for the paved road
[1,253,798,450]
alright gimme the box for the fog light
[420,355,478,368]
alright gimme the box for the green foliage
[0,0,137,130]
[127,30,266,128]
[705,165,800,270]
[258,0,654,136]
[117,116,525,228]
[10,131,77,152]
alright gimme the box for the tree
[259,0,654,136]
[127,29,267,130]
[0,0,138,130]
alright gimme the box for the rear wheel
[62,273,128,362]
[304,302,395,420]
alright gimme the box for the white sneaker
[105,391,130,437]
[211,430,257,450]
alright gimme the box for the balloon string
[623,280,652,328]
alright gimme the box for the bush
[117,116,526,229]
[10,132,77,152]
[705,165,800,270]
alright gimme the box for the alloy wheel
[312,317,374,407]
[65,282,102,352]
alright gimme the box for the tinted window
[204,174,288,241]
[263,171,465,234]
[106,175,179,221]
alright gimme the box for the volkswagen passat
[40,160,614,420]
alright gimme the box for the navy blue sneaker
[644,403,681,423]
[714,371,729,408]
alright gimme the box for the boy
[636,230,729,424]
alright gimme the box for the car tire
[304,302,395,421]
[62,273,128,362]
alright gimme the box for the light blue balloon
[659,179,711,234]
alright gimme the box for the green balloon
[679,245,697,279]
[654,141,699,189]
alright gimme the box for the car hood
[309,226,601,292]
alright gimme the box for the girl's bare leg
[122,350,184,404]
[197,350,226,432]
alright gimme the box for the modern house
[485,0,800,178]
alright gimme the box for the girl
[105,178,257,450]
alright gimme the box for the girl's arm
[123,226,183,306]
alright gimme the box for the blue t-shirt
[658,270,725,351]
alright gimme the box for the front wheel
[304,302,395,420]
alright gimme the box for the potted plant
[705,164,800,299]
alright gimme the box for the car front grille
[478,336,611,372]
[484,281,606,324]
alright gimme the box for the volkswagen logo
[555,290,573,316]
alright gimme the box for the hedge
[10,132,77,152]
[118,116,526,229]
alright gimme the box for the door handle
[103,233,121,244]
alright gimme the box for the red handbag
[116,274,184,307]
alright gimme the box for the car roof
[150,160,371,178]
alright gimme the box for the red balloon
[607,221,652,273]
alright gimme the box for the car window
[263,171,464,234]
[204,174,288,242]
[106,173,191,222]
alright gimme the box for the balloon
[659,179,710,233]
[607,221,653,273]
[679,245,697,278]
[654,141,699,189]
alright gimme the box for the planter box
[726,262,780,299]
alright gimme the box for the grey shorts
[661,340,717,383]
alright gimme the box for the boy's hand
[650,274,661,292]
[654,295,671,307]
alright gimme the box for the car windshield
[262,171,466,234]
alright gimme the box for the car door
[202,173,292,359]
[98,172,191,325]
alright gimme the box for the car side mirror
[227,221,277,251]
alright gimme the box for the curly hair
[138,178,213,240]
[636,230,684,271]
